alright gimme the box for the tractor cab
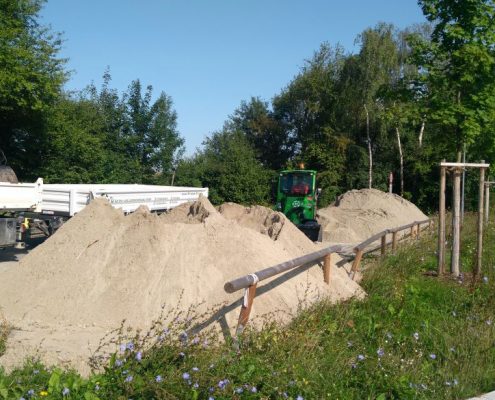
[275,169,322,241]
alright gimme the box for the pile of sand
[317,189,427,244]
[0,197,364,373]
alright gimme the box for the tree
[338,23,403,189]
[228,97,290,171]
[410,0,495,152]
[175,129,272,205]
[0,0,67,179]
[122,80,184,184]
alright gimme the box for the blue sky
[41,1,427,154]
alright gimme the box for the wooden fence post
[323,253,331,284]
[438,161,446,275]
[381,234,387,257]
[416,223,420,239]
[392,231,398,253]
[476,163,486,277]
[351,249,364,280]
[451,167,462,277]
[235,284,257,336]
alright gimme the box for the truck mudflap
[297,219,322,242]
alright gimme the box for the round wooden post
[351,249,364,280]
[416,223,421,239]
[236,284,257,336]
[476,163,486,277]
[323,253,331,284]
[381,234,387,257]
[451,167,462,277]
[392,231,398,253]
[485,182,490,225]
[438,161,446,275]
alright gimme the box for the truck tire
[0,166,18,183]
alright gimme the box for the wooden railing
[224,218,432,335]
[350,219,432,277]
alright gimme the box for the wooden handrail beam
[224,244,343,293]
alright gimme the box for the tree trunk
[395,127,404,197]
[364,104,372,189]
[418,119,425,147]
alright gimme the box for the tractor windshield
[280,173,313,196]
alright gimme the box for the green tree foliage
[0,0,67,179]
[176,129,271,205]
[410,0,495,151]
[41,74,184,184]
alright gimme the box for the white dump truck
[0,178,208,248]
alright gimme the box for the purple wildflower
[192,367,199,372]
[192,336,200,344]
[119,343,126,353]
[297,396,304,400]
[27,390,35,397]
[62,387,70,396]
[179,332,188,342]
[377,348,385,357]
[413,332,419,340]
[182,372,190,380]
[357,354,365,361]
[115,359,123,367]
[429,353,436,360]
[251,386,257,393]
[126,342,134,351]
[135,351,142,361]
[235,387,244,394]
[193,382,199,389]
[155,375,162,383]
[125,375,133,383]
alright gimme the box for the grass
[1,212,495,399]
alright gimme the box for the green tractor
[275,168,322,241]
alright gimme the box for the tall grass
[1,212,495,399]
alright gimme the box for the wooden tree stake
[451,167,462,277]
[476,163,486,276]
[485,182,490,225]
[438,161,446,275]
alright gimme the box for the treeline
[2,0,495,212]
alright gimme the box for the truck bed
[0,180,209,216]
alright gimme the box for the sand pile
[0,197,364,373]
[317,189,427,244]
